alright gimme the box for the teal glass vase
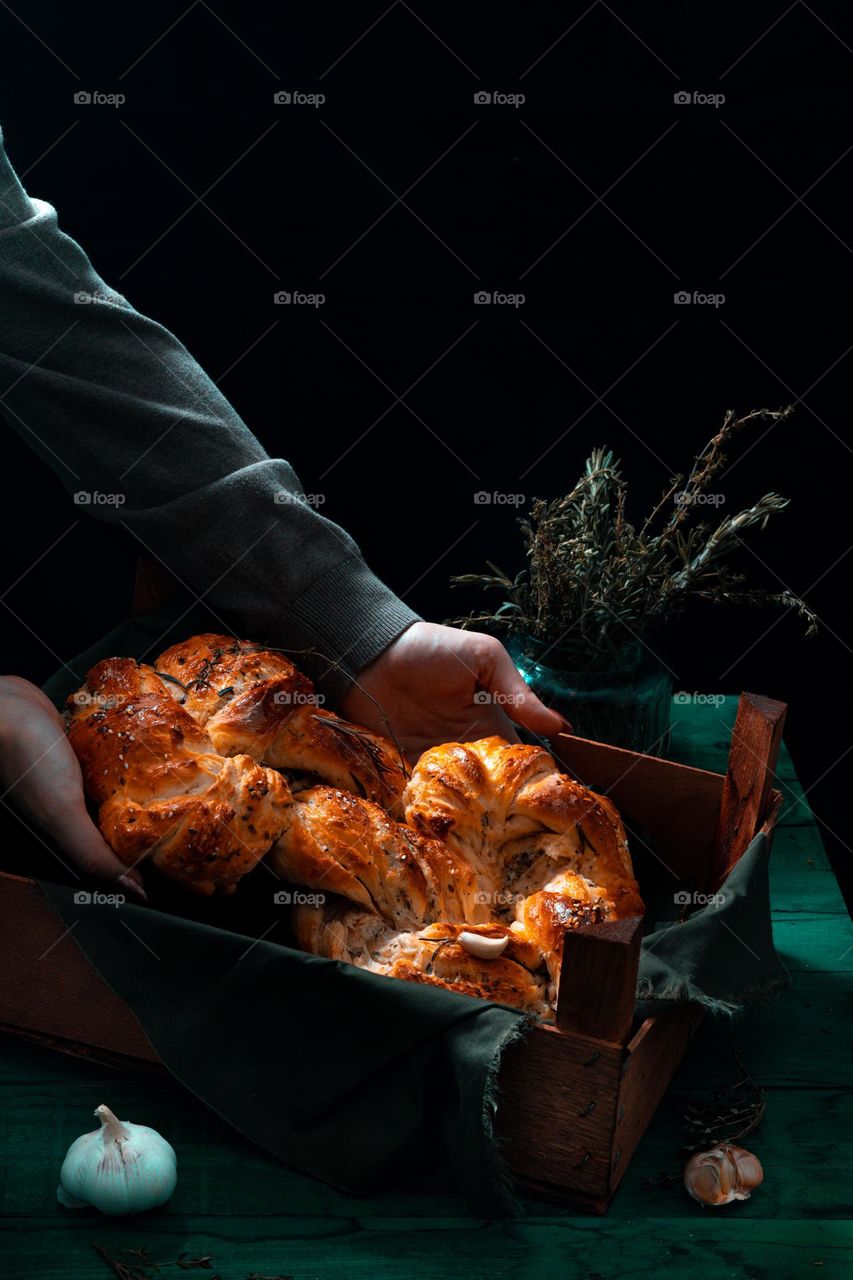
[507,634,674,756]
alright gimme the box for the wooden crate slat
[496,1023,624,1198]
[0,874,159,1063]
[710,693,786,890]
[551,731,724,885]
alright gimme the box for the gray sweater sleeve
[0,126,419,703]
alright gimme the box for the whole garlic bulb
[683,1143,764,1206]
[57,1104,177,1215]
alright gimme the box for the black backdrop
[1,3,850,904]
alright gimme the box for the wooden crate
[496,690,785,1211]
[0,692,785,1214]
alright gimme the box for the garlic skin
[57,1104,177,1215]
[683,1144,764,1207]
[457,930,509,959]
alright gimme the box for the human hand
[340,621,571,762]
[0,676,147,900]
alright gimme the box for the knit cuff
[284,554,421,704]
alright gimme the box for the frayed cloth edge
[635,970,792,1015]
[477,1012,537,1217]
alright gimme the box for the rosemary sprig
[645,1026,766,1190]
[92,1243,227,1279]
[450,408,817,673]
[156,670,196,693]
[262,643,408,776]
[312,714,401,781]
[682,1027,766,1153]
[92,1242,150,1280]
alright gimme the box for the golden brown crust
[402,736,644,984]
[67,657,290,895]
[269,786,486,929]
[290,900,550,1018]
[65,640,643,1020]
[513,886,607,985]
[155,634,408,813]
[387,955,548,1018]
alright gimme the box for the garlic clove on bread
[457,930,510,959]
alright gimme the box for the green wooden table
[1,698,851,1279]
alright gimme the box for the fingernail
[117,874,148,903]
[558,715,574,734]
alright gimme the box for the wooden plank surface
[1,696,851,1279]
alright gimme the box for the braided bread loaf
[67,657,291,894]
[155,633,407,814]
[66,634,643,1019]
[286,737,643,1017]
[66,642,459,905]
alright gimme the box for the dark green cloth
[37,881,530,1216]
[636,831,791,1018]
[38,607,790,1214]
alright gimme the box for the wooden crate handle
[709,692,787,893]
[556,915,643,1043]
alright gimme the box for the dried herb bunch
[451,407,817,672]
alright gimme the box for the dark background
[0,2,850,905]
